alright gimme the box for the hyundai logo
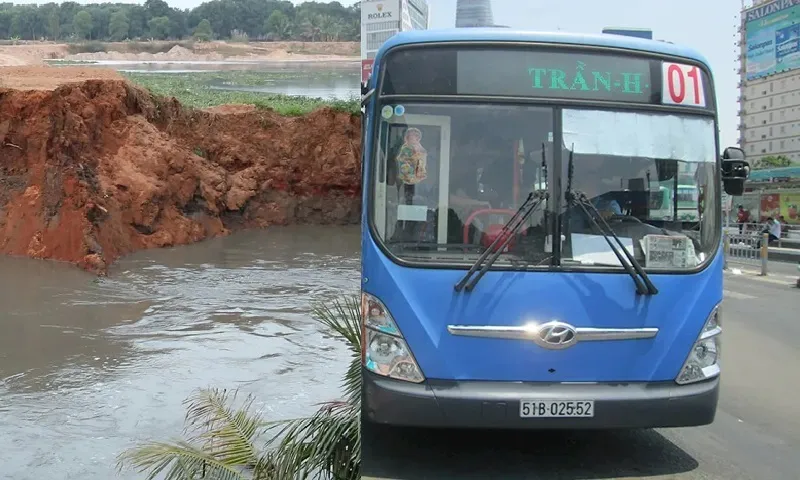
[534,321,578,350]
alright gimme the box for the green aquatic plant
[117,295,362,480]
[123,71,359,116]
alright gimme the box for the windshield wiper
[563,147,656,296]
[454,189,548,293]
[567,190,658,296]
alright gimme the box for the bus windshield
[368,45,720,273]
[371,102,556,267]
[561,109,718,270]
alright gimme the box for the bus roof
[375,28,710,68]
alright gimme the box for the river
[0,226,360,479]
[78,60,361,100]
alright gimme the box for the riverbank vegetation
[0,0,359,43]
[123,71,360,115]
[117,296,362,480]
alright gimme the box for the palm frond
[116,441,250,480]
[311,295,362,403]
[261,295,362,480]
[182,388,262,466]
[311,295,361,355]
[268,399,360,480]
[118,388,270,479]
[119,294,364,480]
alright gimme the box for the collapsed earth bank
[0,80,361,274]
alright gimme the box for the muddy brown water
[0,225,360,479]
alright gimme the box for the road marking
[726,267,795,279]
[723,289,756,300]
[724,269,798,286]
[726,274,797,286]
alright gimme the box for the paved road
[362,269,800,480]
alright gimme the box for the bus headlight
[676,305,721,385]
[361,292,425,383]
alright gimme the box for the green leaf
[116,441,251,480]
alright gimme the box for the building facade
[738,0,800,166]
[361,0,430,83]
[455,0,494,28]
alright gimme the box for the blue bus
[360,29,749,429]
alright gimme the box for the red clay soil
[0,80,361,274]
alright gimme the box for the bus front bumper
[363,369,719,429]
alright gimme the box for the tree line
[0,0,361,42]
[754,155,793,170]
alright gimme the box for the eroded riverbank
[0,80,361,274]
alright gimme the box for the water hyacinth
[123,71,360,116]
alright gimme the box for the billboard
[733,190,799,224]
[780,191,799,223]
[744,0,800,80]
[361,0,399,25]
[362,59,374,83]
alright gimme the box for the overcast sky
[428,0,742,148]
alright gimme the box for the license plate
[519,400,595,418]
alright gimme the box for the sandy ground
[0,40,357,91]
[0,44,66,66]
[0,41,358,66]
[0,66,122,90]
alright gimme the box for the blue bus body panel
[361,237,722,383]
[361,28,720,384]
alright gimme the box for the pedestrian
[736,205,750,234]
[756,217,781,249]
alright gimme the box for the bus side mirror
[721,147,750,196]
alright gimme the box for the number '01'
[667,64,701,105]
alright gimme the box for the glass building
[455,0,494,28]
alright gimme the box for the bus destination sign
[380,46,712,109]
[456,50,654,103]
[526,61,647,97]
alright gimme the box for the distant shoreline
[0,40,359,67]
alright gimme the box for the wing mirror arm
[361,87,375,107]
